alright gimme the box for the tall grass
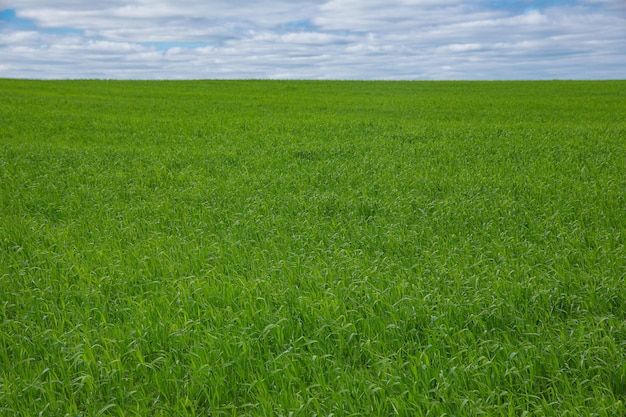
[1,79,625,416]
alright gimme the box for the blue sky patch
[287,19,312,28]
[1,8,82,34]
[45,27,83,35]
[0,9,16,20]
[490,0,576,12]
[278,18,316,32]
[0,9,36,28]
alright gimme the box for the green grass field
[1,79,625,416]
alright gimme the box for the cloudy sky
[1,0,625,80]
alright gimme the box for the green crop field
[1,79,625,416]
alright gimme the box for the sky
[0,0,625,80]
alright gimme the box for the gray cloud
[1,0,624,79]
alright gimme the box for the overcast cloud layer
[1,0,625,79]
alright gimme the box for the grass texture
[1,79,625,416]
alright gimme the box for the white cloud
[0,0,624,79]
[437,43,483,53]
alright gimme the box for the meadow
[1,79,625,416]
